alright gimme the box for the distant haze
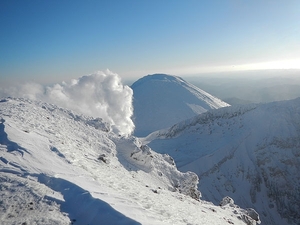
[185,69,300,104]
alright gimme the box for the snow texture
[0,98,258,225]
[131,74,230,137]
[145,98,300,225]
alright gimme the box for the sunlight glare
[232,58,300,71]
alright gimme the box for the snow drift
[131,74,230,136]
[0,70,134,135]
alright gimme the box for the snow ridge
[146,97,300,225]
[0,97,258,225]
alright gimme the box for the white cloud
[0,70,135,135]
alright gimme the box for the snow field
[0,98,256,225]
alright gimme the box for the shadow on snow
[38,174,141,225]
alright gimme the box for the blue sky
[1,0,300,85]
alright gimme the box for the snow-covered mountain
[0,98,260,225]
[131,74,230,137]
[145,98,300,225]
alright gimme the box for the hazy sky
[1,0,300,85]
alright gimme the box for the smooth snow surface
[145,98,300,225]
[131,74,230,137]
[0,98,258,225]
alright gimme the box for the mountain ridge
[0,97,259,225]
[145,97,300,225]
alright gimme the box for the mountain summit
[131,74,230,136]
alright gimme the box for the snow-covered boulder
[220,197,261,225]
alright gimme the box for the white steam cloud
[0,70,135,135]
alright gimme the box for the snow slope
[131,74,230,137]
[0,98,259,225]
[145,98,300,225]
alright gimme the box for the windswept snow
[131,74,230,137]
[145,98,300,225]
[0,98,258,225]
